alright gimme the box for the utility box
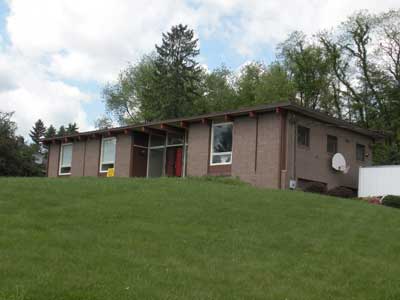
[358,165,400,197]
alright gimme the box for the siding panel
[84,138,101,176]
[71,141,85,176]
[47,143,60,177]
[187,123,209,176]
[115,134,133,177]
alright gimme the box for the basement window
[297,125,310,147]
[59,143,73,175]
[100,137,116,172]
[210,122,233,165]
[356,143,366,161]
[327,135,338,154]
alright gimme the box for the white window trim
[59,143,73,176]
[99,137,117,173]
[210,122,233,166]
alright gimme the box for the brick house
[42,102,384,190]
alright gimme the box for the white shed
[358,165,400,197]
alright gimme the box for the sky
[0,0,399,138]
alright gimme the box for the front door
[165,146,183,177]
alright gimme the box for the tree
[29,119,46,145]
[319,10,400,163]
[235,62,266,107]
[255,62,296,104]
[151,24,202,120]
[103,54,158,124]
[66,123,79,134]
[45,125,57,138]
[94,116,113,129]
[201,66,237,112]
[278,31,333,112]
[57,125,66,137]
[0,111,42,176]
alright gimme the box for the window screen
[100,137,116,172]
[59,144,73,175]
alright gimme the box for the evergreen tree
[151,24,202,120]
[66,123,79,134]
[57,125,66,137]
[0,111,42,176]
[29,119,46,145]
[45,125,57,138]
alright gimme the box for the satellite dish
[332,153,350,173]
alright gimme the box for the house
[42,102,384,190]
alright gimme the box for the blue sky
[0,0,398,137]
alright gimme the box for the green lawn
[1,177,400,300]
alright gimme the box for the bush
[382,195,400,209]
[302,182,327,194]
[367,197,381,205]
[326,186,356,198]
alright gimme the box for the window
[356,144,366,161]
[59,143,73,175]
[100,137,116,172]
[327,135,338,153]
[297,126,310,147]
[167,133,184,146]
[210,123,233,165]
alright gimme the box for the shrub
[326,186,356,198]
[302,182,327,194]
[367,197,381,205]
[382,195,400,209]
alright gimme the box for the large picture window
[100,137,116,172]
[59,143,73,175]
[210,122,233,165]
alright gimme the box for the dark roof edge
[41,101,386,142]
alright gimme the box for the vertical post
[146,135,150,178]
[182,130,188,177]
[162,133,168,176]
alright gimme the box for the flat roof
[41,101,386,143]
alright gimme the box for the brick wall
[84,138,101,176]
[186,123,210,177]
[231,116,257,184]
[115,134,133,177]
[47,143,60,177]
[71,141,85,176]
[286,113,374,189]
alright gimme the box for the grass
[1,177,400,300]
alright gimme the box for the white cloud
[0,51,92,138]
[1,0,398,138]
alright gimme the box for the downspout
[82,138,87,176]
[277,108,288,189]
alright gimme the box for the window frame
[210,122,233,166]
[99,137,117,173]
[58,143,73,176]
[297,125,310,147]
[327,135,338,154]
[356,143,366,162]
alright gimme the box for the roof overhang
[41,101,386,144]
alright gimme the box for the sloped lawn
[0,177,399,300]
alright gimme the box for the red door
[166,147,183,177]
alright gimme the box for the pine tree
[151,24,202,120]
[57,125,66,137]
[66,123,79,134]
[45,125,57,138]
[29,119,46,145]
